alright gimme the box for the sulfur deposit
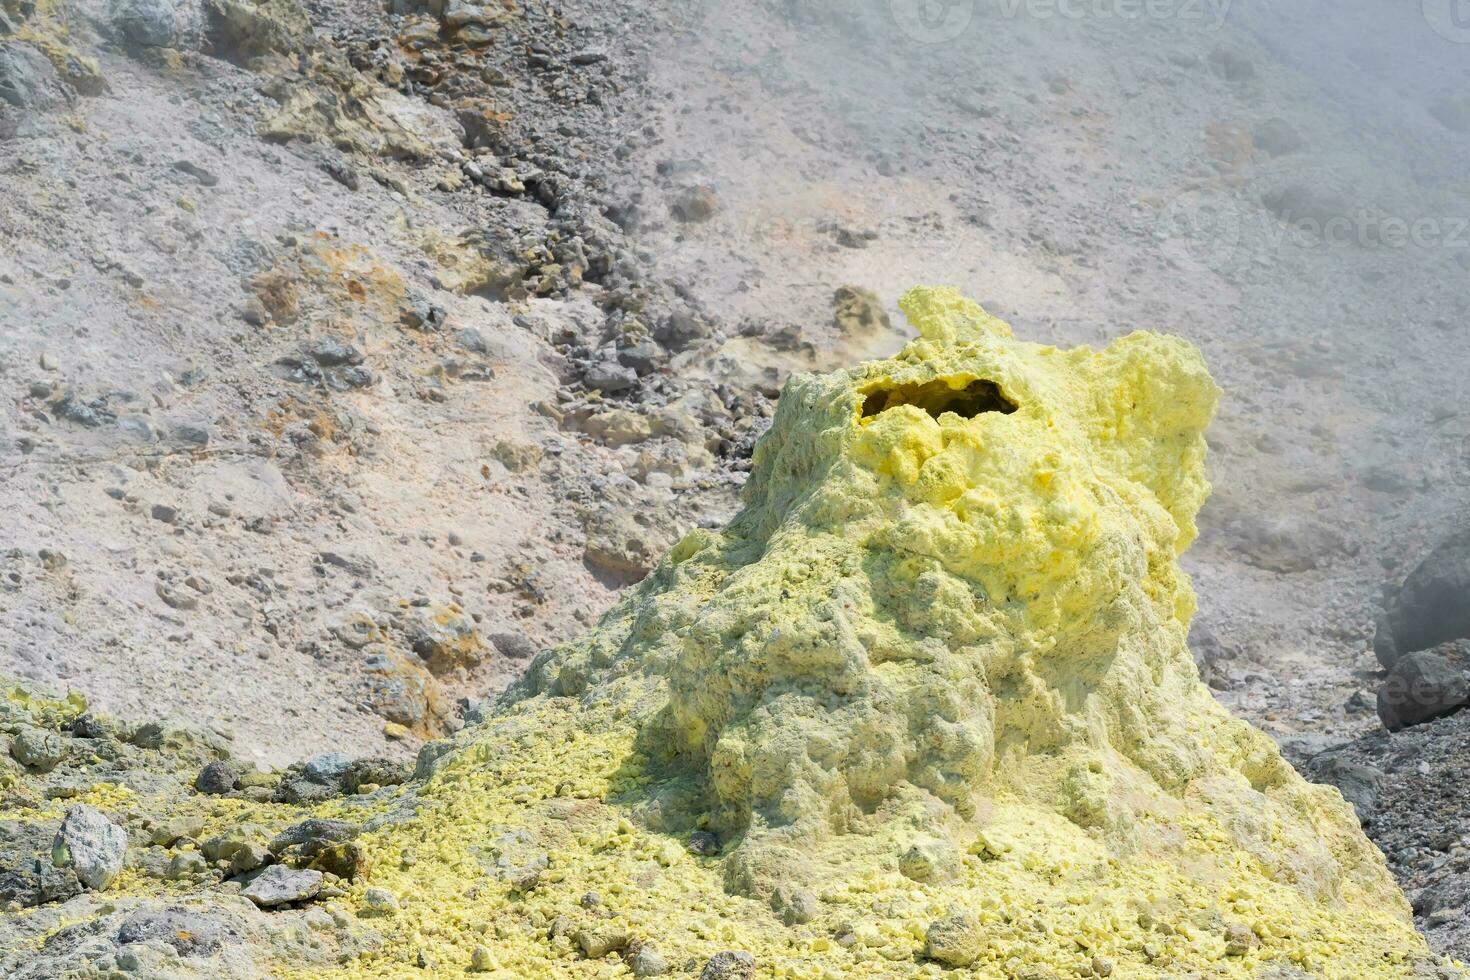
[0,288,1450,978]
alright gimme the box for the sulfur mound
[338,287,1439,976]
[0,289,1451,978]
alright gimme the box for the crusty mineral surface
[1,288,1449,978]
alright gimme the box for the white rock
[240,865,322,907]
[52,805,127,890]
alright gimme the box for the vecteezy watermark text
[1273,212,1470,250]
[890,0,1231,44]
[1158,196,1470,269]
[994,0,1231,29]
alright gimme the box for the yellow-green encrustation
[3,288,1444,979]
[317,287,1432,977]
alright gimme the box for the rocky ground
[1,0,1469,972]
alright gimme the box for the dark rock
[155,580,198,610]
[1378,650,1470,732]
[272,773,337,805]
[1374,613,1401,671]
[399,293,447,332]
[69,715,108,739]
[309,839,370,880]
[240,865,321,907]
[617,341,660,376]
[1307,755,1383,823]
[115,0,177,48]
[1417,874,1470,917]
[341,756,411,793]
[653,312,709,352]
[0,821,83,908]
[271,754,356,805]
[320,155,360,191]
[333,365,375,389]
[204,0,311,65]
[1208,47,1255,82]
[0,858,81,908]
[52,393,117,427]
[1260,183,1355,235]
[150,503,178,524]
[1252,117,1303,157]
[700,951,755,980]
[687,831,721,856]
[1187,619,1235,685]
[117,907,225,956]
[585,360,637,394]
[1377,530,1470,668]
[318,550,379,579]
[308,340,364,367]
[268,818,358,858]
[170,421,211,446]
[454,328,488,353]
[172,160,219,187]
[490,631,537,660]
[0,42,66,111]
[303,752,351,784]
[194,761,238,795]
[671,186,718,223]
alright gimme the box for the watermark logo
[889,0,975,43]
[1152,193,1243,270]
[1152,191,1470,272]
[1424,0,1470,43]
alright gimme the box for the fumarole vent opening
[860,376,1018,422]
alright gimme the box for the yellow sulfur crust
[297,287,1433,977]
[10,288,1445,979]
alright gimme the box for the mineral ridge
[1,288,1445,978]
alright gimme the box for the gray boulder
[1377,650,1470,732]
[267,817,357,858]
[585,359,637,394]
[490,630,537,660]
[241,865,322,907]
[194,760,238,795]
[11,726,66,771]
[303,752,352,784]
[115,0,177,47]
[0,42,66,110]
[51,805,127,891]
[0,819,83,908]
[117,907,226,956]
[1252,117,1304,157]
[700,951,756,980]
[1376,530,1470,668]
[1307,755,1384,823]
[630,945,669,977]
